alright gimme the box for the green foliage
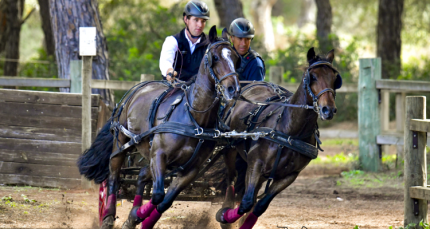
[1,195,13,202]
[102,0,183,82]
[311,152,358,166]
[21,194,36,203]
[398,220,430,229]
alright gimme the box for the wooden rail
[404,96,429,227]
[0,77,70,87]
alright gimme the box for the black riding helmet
[183,1,210,20]
[228,18,255,38]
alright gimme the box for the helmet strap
[186,26,202,39]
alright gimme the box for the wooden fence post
[269,66,283,84]
[358,58,381,172]
[396,92,406,165]
[81,56,93,189]
[80,27,97,189]
[404,96,428,227]
[141,74,154,82]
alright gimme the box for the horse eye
[311,74,317,81]
[213,56,219,61]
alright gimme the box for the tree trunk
[49,0,113,105]
[0,0,7,54]
[3,0,24,81]
[315,0,333,52]
[213,0,244,28]
[377,0,404,79]
[297,0,313,28]
[37,0,55,57]
[250,0,277,53]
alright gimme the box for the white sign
[79,27,97,56]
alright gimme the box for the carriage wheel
[99,180,108,226]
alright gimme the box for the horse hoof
[100,215,115,229]
[216,207,231,224]
[121,207,142,229]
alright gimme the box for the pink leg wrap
[133,195,143,207]
[103,194,117,218]
[136,199,157,220]
[224,207,243,223]
[239,213,258,229]
[140,208,162,229]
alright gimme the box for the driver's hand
[166,68,178,82]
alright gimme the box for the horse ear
[307,47,316,62]
[209,25,217,43]
[326,49,335,63]
[221,28,230,41]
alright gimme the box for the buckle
[195,127,204,136]
[214,129,221,138]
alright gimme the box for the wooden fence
[403,96,429,227]
[0,89,109,188]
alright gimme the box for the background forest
[0,0,429,124]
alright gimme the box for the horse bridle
[303,61,342,115]
[204,40,239,98]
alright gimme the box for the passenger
[228,18,265,81]
[159,1,210,82]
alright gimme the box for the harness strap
[239,95,314,110]
[264,145,283,194]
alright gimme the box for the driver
[159,1,210,82]
[228,18,265,81]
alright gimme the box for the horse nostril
[228,86,235,94]
[322,106,330,115]
[333,108,337,114]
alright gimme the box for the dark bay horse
[216,48,342,229]
[77,26,241,229]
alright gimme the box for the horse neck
[188,70,218,125]
[280,77,318,137]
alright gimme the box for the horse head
[200,25,240,101]
[304,47,342,120]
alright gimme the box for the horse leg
[216,148,238,229]
[149,149,167,205]
[240,172,299,229]
[222,148,238,209]
[101,151,127,229]
[122,166,152,229]
[217,160,263,224]
[139,168,200,229]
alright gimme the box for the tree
[3,0,34,80]
[37,0,55,57]
[0,0,7,54]
[315,0,333,52]
[213,0,244,28]
[250,0,277,53]
[377,0,404,79]
[297,0,313,28]
[49,0,113,105]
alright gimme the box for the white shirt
[159,30,202,76]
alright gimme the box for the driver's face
[184,16,207,37]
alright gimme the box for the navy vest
[172,29,209,81]
[236,49,265,80]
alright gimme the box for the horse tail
[77,121,113,184]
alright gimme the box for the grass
[337,169,403,188]
[322,138,358,147]
[311,152,358,166]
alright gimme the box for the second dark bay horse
[77,26,241,229]
[216,47,342,229]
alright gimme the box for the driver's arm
[159,36,179,81]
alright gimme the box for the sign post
[79,27,96,189]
